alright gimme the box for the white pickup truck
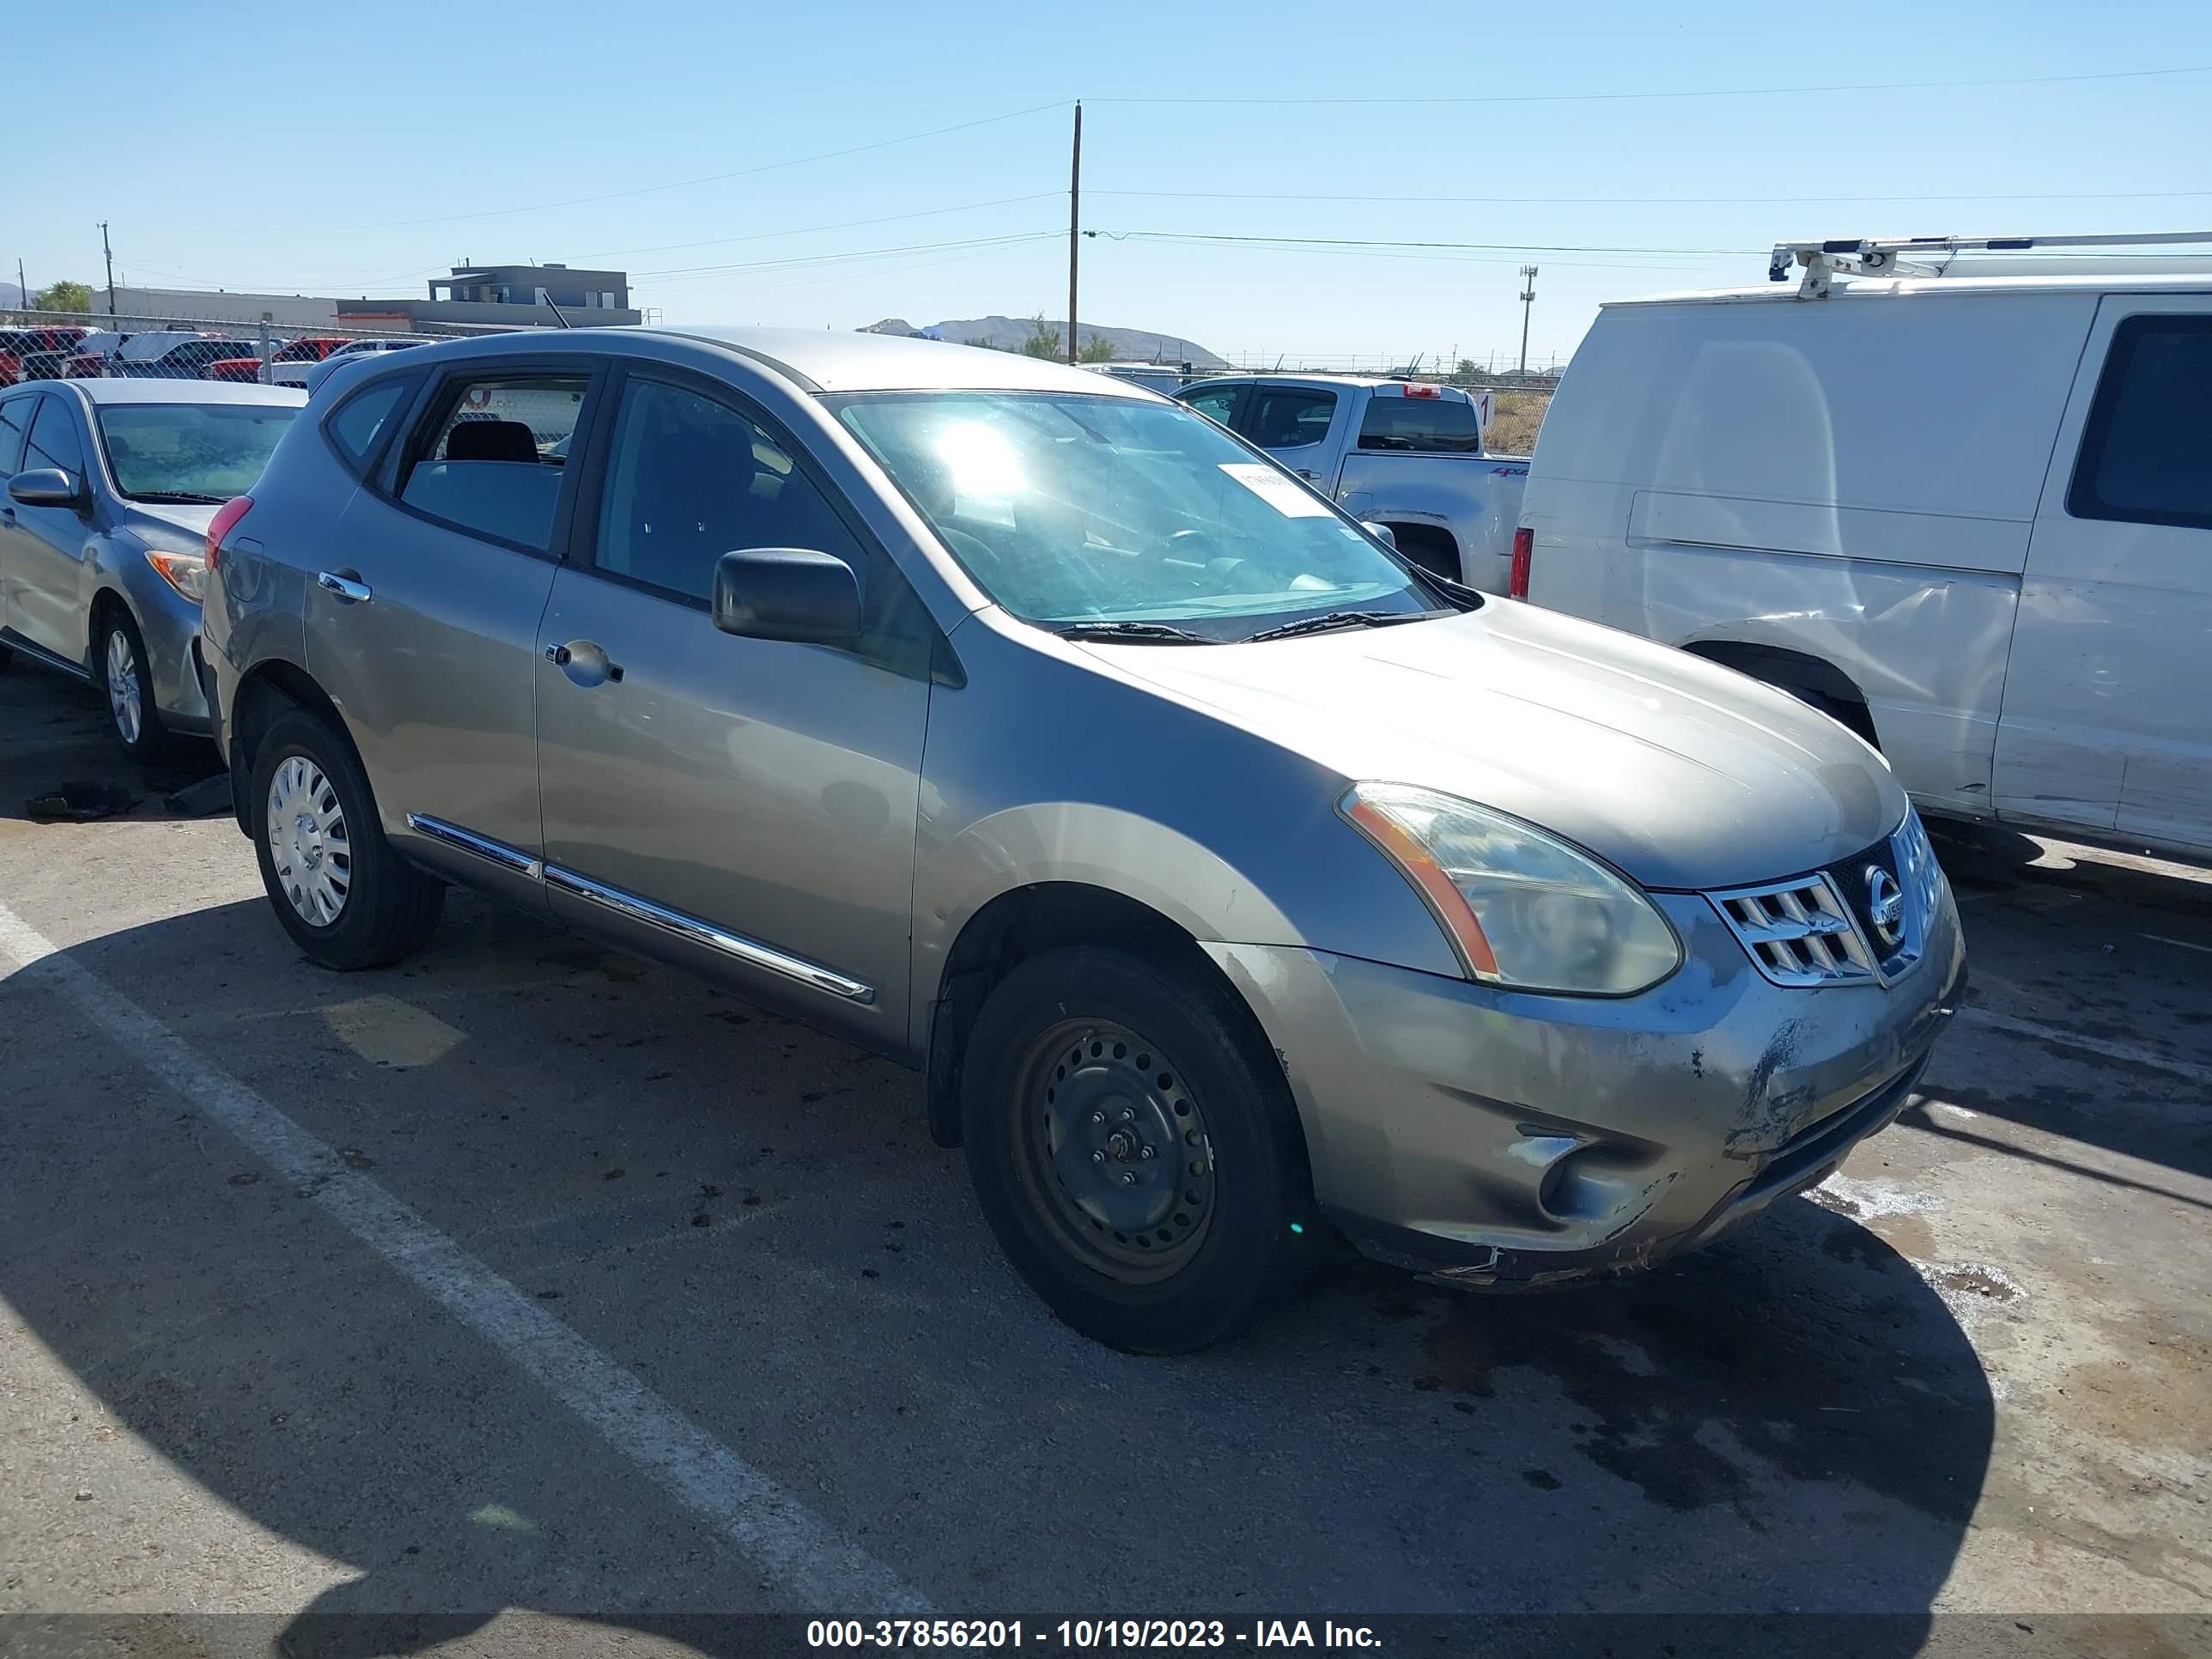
[1174,375,1529,588]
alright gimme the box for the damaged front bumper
[1204,885,1966,1287]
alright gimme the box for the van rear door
[1998,295,2212,854]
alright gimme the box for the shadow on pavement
[0,891,1999,1655]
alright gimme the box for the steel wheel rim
[105,628,141,745]
[1013,1018,1216,1284]
[266,755,351,926]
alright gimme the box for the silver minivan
[203,327,1964,1352]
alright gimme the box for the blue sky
[12,0,2211,365]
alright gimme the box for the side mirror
[9,468,88,510]
[713,547,860,646]
[1362,520,1398,550]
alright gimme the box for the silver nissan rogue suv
[202,327,1965,1352]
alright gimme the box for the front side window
[1358,392,1483,453]
[2068,314,2212,531]
[25,396,86,479]
[96,403,298,502]
[1242,386,1338,451]
[0,396,32,475]
[835,391,1446,641]
[595,377,868,604]
[398,372,586,550]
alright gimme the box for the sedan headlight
[1341,782,1681,995]
[144,548,208,604]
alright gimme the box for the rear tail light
[1508,526,1534,599]
[206,495,255,570]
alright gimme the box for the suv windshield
[833,391,1450,641]
[95,403,299,502]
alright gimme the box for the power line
[1088,185,2212,208]
[1087,62,2212,106]
[1093,230,1758,256]
[273,100,1072,234]
[637,231,1060,283]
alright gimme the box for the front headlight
[143,547,208,604]
[1341,782,1681,995]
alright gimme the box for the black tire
[961,945,1322,1353]
[95,608,172,763]
[1781,684,1881,750]
[1390,526,1462,584]
[249,707,443,970]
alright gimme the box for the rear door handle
[316,569,371,604]
[546,638,623,686]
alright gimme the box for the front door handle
[546,638,623,687]
[316,569,371,604]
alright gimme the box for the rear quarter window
[2067,313,2212,531]
[324,377,416,476]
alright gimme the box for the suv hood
[1084,603,1905,890]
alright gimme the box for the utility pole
[101,222,117,317]
[1516,265,1538,383]
[1066,101,1083,365]
[15,258,25,313]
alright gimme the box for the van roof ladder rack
[1769,229,2212,298]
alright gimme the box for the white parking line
[0,902,928,1615]
[1959,1005,2212,1088]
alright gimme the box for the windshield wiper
[1048,620,1217,645]
[128,491,228,504]
[1242,610,1428,643]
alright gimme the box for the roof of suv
[380,324,1161,398]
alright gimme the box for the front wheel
[961,946,1322,1352]
[250,707,443,969]
[98,610,170,762]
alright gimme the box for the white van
[1516,234,2212,861]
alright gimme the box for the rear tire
[1388,525,1462,584]
[250,708,443,969]
[961,945,1322,1353]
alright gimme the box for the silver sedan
[0,378,303,757]
[203,327,1964,1352]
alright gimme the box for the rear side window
[1358,392,1482,453]
[397,373,586,550]
[25,396,86,478]
[1242,386,1336,450]
[325,378,414,475]
[2068,314,2212,531]
[0,397,31,475]
[1182,384,1243,426]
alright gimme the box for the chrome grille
[1711,874,1881,987]
[1711,810,1944,989]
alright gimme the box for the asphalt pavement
[1,656,2205,1658]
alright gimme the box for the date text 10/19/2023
[806,1620,1383,1649]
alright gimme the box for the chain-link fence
[0,309,449,390]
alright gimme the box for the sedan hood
[1084,602,1906,890]
[122,501,220,549]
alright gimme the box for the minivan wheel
[250,708,443,970]
[98,610,170,762]
[961,946,1322,1352]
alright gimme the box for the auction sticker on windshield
[1220,462,1333,517]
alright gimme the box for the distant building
[108,288,345,328]
[337,263,640,333]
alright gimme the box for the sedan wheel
[97,612,169,762]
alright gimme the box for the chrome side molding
[405,813,543,880]
[541,865,875,1004]
[403,811,873,1006]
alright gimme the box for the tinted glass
[596,378,868,603]
[1182,385,1242,426]
[96,404,297,501]
[0,396,31,475]
[25,396,87,478]
[1358,393,1483,453]
[325,379,412,473]
[2069,315,2212,531]
[1243,387,1336,450]
[836,391,1443,640]
[398,373,586,550]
